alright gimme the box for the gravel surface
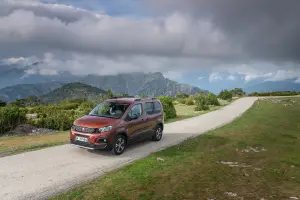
[0,97,258,200]
[4,124,56,137]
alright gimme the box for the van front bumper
[70,140,111,150]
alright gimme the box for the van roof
[104,97,158,104]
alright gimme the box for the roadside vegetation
[51,97,300,200]
[248,91,299,97]
[0,90,235,157]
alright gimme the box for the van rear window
[153,101,162,113]
[145,102,154,114]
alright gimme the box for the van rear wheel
[152,125,163,141]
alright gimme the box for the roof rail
[111,96,136,99]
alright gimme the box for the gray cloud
[0,0,236,60]
[1,0,300,83]
[145,0,300,63]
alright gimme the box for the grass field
[51,97,300,200]
[0,102,230,157]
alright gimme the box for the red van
[70,97,164,155]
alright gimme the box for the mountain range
[0,63,207,103]
[243,79,300,94]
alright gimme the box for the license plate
[75,136,88,142]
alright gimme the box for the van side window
[128,104,143,118]
[153,101,162,113]
[144,102,154,115]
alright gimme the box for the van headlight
[98,126,113,133]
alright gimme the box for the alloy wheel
[115,137,125,154]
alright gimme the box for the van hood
[74,115,119,128]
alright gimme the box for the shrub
[185,97,194,105]
[140,93,148,98]
[157,96,177,120]
[248,91,298,97]
[206,93,220,106]
[194,94,209,111]
[78,102,97,115]
[35,111,75,131]
[62,98,87,104]
[218,90,233,101]
[0,106,26,135]
[0,100,6,107]
[59,103,81,110]
[178,98,187,104]
[231,88,245,97]
[176,93,189,99]
[10,99,26,107]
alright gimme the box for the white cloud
[197,76,204,80]
[212,63,300,83]
[163,71,184,80]
[209,72,223,82]
[227,75,236,81]
[265,70,300,81]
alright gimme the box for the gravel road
[0,97,258,200]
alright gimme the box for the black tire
[112,135,126,155]
[152,125,163,141]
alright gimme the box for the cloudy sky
[1,0,300,92]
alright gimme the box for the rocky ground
[4,124,56,137]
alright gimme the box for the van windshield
[88,101,130,119]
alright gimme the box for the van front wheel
[112,135,126,155]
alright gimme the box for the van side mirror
[131,114,138,120]
[127,114,138,121]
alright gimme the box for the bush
[185,97,194,105]
[231,88,245,97]
[178,98,187,104]
[206,93,220,106]
[0,106,26,135]
[248,91,298,97]
[194,94,209,111]
[176,93,189,99]
[34,111,75,131]
[218,90,233,101]
[157,96,177,121]
[0,100,6,107]
[10,99,26,107]
[59,103,81,110]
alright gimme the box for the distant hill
[0,82,64,102]
[243,79,300,94]
[80,72,207,96]
[40,82,107,103]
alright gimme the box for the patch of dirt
[217,161,251,168]
[236,146,267,153]
[4,124,56,136]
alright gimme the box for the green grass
[51,97,300,200]
[167,99,230,123]
[0,131,69,157]
[0,101,230,157]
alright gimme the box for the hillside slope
[40,82,107,103]
[243,79,300,93]
[0,82,64,102]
